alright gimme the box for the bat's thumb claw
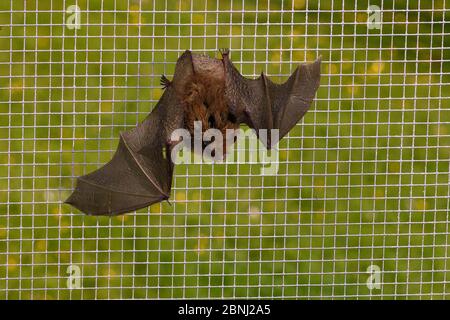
[160,74,171,89]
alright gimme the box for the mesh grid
[0,0,449,299]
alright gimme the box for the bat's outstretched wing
[66,49,320,216]
[221,50,321,148]
[65,51,194,215]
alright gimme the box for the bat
[65,49,321,215]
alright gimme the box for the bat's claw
[219,48,230,58]
[160,74,171,89]
[165,196,172,206]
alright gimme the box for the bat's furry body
[66,50,321,215]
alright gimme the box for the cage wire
[0,0,449,299]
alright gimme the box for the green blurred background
[0,0,450,299]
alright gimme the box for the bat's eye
[227,112,237,123]
[208,115,216,128]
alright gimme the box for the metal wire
[0,0,449,299]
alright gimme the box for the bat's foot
[219,48,230,58]
[163,195,172,206]
[160,74,171,89]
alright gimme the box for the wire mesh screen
[1,0,449,299]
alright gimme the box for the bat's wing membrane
[65,132,169,216]
[267,57,321,142]
[65,51,195,215]
[66,87,184,215]
[223,54,321,148]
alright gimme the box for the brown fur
[181,73,239,153]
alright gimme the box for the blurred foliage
[0,0,449,299]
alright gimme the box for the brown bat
[65,49,321,215]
